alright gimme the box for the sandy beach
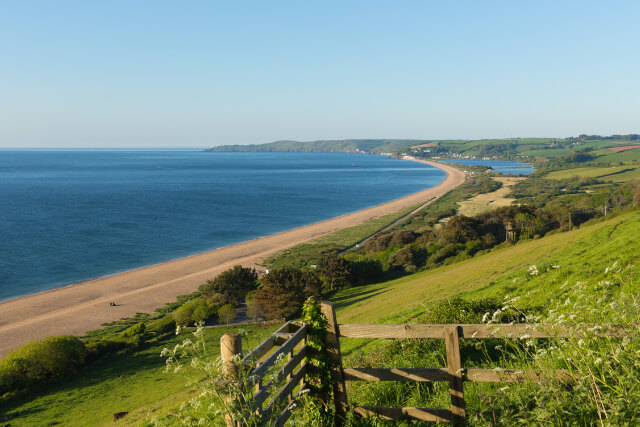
[0,160,464,358]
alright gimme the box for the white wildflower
[528,265,539,276]
[499,386,509,392]
[594,358,602,365]
[578,339,585,347]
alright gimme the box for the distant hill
[205,139,435,154]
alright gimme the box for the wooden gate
[222,301,633,425]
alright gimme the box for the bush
[173,300,218,327]
[120,322,146,338]
[0,335,86,396]
[217,304,237,325]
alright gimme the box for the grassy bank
[0,324,277,426]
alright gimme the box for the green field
[1,325,277,426]
[546,164,640,182]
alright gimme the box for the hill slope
[334,211,638,325]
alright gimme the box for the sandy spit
[0,160,464,358]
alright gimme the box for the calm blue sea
[438,159,535,175]
[0,151,445,301]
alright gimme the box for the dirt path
[0,159,465,358]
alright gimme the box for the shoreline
[0,159,465,357]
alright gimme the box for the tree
[254,267,318,320]
[217,304,237,325]
[317,256,352,292]
[199,265,258,306]
[245,292,266,322]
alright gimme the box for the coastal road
[0,159,465,357]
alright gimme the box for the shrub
[0,335,86,396]
[120,322,146,338]
[173,300,218,327]
[217,304,237,325]
[192,301,219,324]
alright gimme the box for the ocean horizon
[0,150,446,301]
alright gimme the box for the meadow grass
[546,165,640,182]
[329,210,640,424]
[1,324,277,426]
[263,203,423,268]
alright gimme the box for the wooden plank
[250,324,307,381]
[353,406,455,422]
[444,325,465,418]
[338,323,635,339]
[261,364,307,421]
[243,336,275,365]
[274,389,306,427]
[321,301,348,423]
[466,368,572,383]
[243,321,294,364]
[253,346,307,410]
[344,367,449,382]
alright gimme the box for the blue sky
[1,1,639,147]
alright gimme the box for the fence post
[221,333,243,379]
[444,325,465,418]
[321,301,348,424]
[221,333,243,427]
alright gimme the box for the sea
[0,150,446,301]
[437,159,535,175]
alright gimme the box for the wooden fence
[220,320,308,426]
[221,301,634,425]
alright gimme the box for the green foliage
[199,265,258,306]
[299,298,335,422]
[217,304,236,325]
[146,315,176,335]
[318,255,353,292]
[254,267,318,319]
[120,322,146,338]
[173,299,218,327]
[0,335,86,397]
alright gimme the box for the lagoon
[437,159,535,175]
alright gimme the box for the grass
[592,149,640,163]
[331,210,638,348]
[455,177,522,216]
[1,324,278,426]
[546,164,640,182]
[263,203,424,268]
[324,210,640,424]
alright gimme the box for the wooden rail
[226,303,634,425]
[220,321,308,427]
[330,306,634,423]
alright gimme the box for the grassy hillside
[333,211,638,326]
[324,210,640,424]
[546,164,640,182]
[0,324,277,426]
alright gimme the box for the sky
[1,1,639,148]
